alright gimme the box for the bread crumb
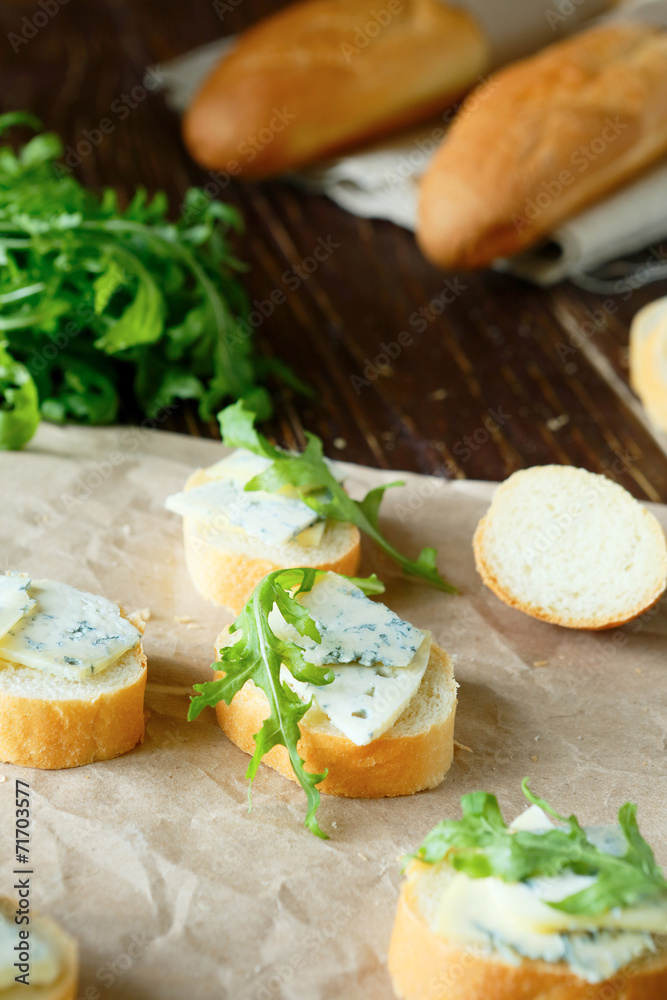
[333,437,347,450]
[534,735,540,742]
[635,668,642,674]
[546,414,569,431]
[0,775,6,783]
[358,853,368,862]
[429,388,448,401]
[185,623,201,630]
[139,608,151,621]
[531,755,538,762]
[533,660,549,668]
[454,740,473,753]
[174,615,194,624]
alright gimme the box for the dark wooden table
[4,0,667,500]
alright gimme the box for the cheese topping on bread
[269,572,430,745]
[165,447,346,548]
[0,909,59,989]
[0,576,35,642]
[0,577,142,681]
[409,805,667,984]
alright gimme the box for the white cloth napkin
[159,0,667,286]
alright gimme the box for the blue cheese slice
[270,573,430,745]
[0,579,142,681]
[0,574,35,641]
[430,806,667,984]
[204,447,347,491]
[269,573,425,666]
[281,632,431,745]
[165,479,323,547]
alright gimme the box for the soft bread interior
[475,466,667,628]
[0,645,145,701]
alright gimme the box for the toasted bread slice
[213,626,456,798]
[630,295,667,434]
[388,878,667,1000]
[181,469,361,614]
[473,465,667,630]
[0,621,147,769]
[0,897,78,1000]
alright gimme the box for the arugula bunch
[188,567,384,838]
[0,339,39,450]
[0,112,298,448]
[411,778,667,917]
[219,401,457,592]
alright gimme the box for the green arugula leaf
[410,780,667,917]
[218,402,457,593]
[0,341,40,449]
[188,567,384,838]
[0,115,302,439]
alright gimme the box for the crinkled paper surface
[0,423,665,999]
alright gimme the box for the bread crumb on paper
[533,660,549,668]
[454,740,473,753]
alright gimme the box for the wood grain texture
[2,0,667,499]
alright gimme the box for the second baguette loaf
[183,0,488,177]
[418,22,667,270]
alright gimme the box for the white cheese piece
[281,632,431,745]
[0,580,142,681]
[0,575,35,642]
[0,911,59,989]
[268,573,425,667]
[165,479,322,547]
[293,519,326,548]
[509,804,555,834]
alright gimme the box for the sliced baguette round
[181,468,361,614]
[0,640,147,770]
[213,626,457,798]
[0,897,78,1000]
[388,877,667,1000]
[630,295,667,434]
[473,465,667,630]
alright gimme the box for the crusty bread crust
[183,0,488,177]
[418,23,667,270]
[213,629,456,798]
[473,466,667,630]
[0,646,147,770]
[389,882,667,1000]
[181,468,361,614]
[0,898,78,1000]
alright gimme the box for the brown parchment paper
[0,423,666,1000]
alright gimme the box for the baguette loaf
[630,296,667,434]
[0,897,78,1000]
[388,878,667,1000]
[183,0,488,177]
[214,625,457,798]
[418,22,667,270]
[473,465,667,629]
[181,468,361,614]
[0,619,147,770]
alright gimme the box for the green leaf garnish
[0,340,39,449]
[188,568,385,838]
[410,779,667,916]
[218,401,457,593]
[0,114,300,438]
